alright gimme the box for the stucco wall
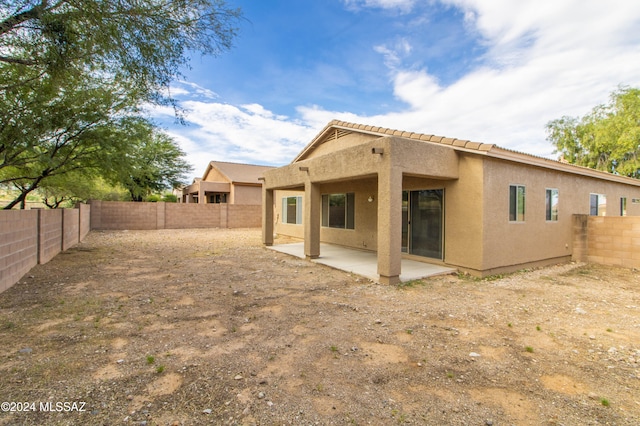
[265,131,640,278]
[232,185,263,205]
[480,157,640,274]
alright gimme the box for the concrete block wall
[228,205,262,228]
[79,203,91,240]
[585,216,640,269]
[62,208,80,251]
[90,201,261,230]
[38,209,63,264]
[0,205,89,294]
[0,210,39,293]
[165,203,221,228]
[89,200,158,230]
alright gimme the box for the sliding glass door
[401,189,444,260]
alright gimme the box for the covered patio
[267,242,455,283]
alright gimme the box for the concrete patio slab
[267,242,456,283]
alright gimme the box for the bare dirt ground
[0,228,639,426]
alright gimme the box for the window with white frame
[322,193,355,229]
[621,197,627,216]
[509,185,525,222]
[590,193,606,216]
[545,189,559,221]
[282,196,302,224]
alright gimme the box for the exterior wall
[79,203,91,240]
[165,203,221,228]
[0,205,89,294]
[304,132,379,160]
[204,167,229,182]
[228,205,262,228]
[403,154,485,271]
[582,216,640,268]
[480,157,640,275]
[265,127,640,279]
[232,184,262,205]
[62,208,80,251]
[90,201,261,230]
[38,209,63,264]
[318,178,379,250]
[90,200,158,230]
[274,189,305,239]
[0,210,38,293]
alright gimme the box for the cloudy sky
[149,0,640,181]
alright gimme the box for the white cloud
[374,38,413,69]
[304,0,640,158]
[149,97,317,178]
[343,0,417,13]
[153,0,640,180]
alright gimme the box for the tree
[38,172,128,208]
[1,0,241,105]
[546,87,640,178]
[107,118,193,201]
[0,73,136,209]
[1,0,240,207]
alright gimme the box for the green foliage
[546,86,640,178]
[105,118,193,201]
[0,1,240,208]
[1,0,242,105]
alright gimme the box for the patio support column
[262,187,274,246]
[377,166,402,285]
[198,185,205,204]
[304,181,321,259]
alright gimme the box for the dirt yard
[0,228,639,425]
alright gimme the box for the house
[181,161,274,205]
[261,120,640,284]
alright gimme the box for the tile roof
[207,161,275,184]
[294,120,495,163]
[293,120,640,187]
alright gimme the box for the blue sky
[149,0,640,181]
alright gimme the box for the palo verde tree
[546,86,640,178]
[0,0,241,208]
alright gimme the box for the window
[621,197,627,216]
[322,193,355,229]
[545,189,559,221]
[509,185,525,222]
[209,193,227,203]
[590,193,606,216]
[282,196,302,224]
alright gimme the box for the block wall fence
[88,200,262,230]
[2,208,637,294]
[0,204,90,293]
[0,201,262,293]
[572,214,640,269]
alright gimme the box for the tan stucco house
[182,161,274,205]
[262,120,640,284]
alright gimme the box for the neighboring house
[262,120,640,284]
[181,161,274,205]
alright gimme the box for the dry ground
[0,228,639,426]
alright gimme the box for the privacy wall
[0,204,90,293]
[89,200,261,230]
[572,214,640,269]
